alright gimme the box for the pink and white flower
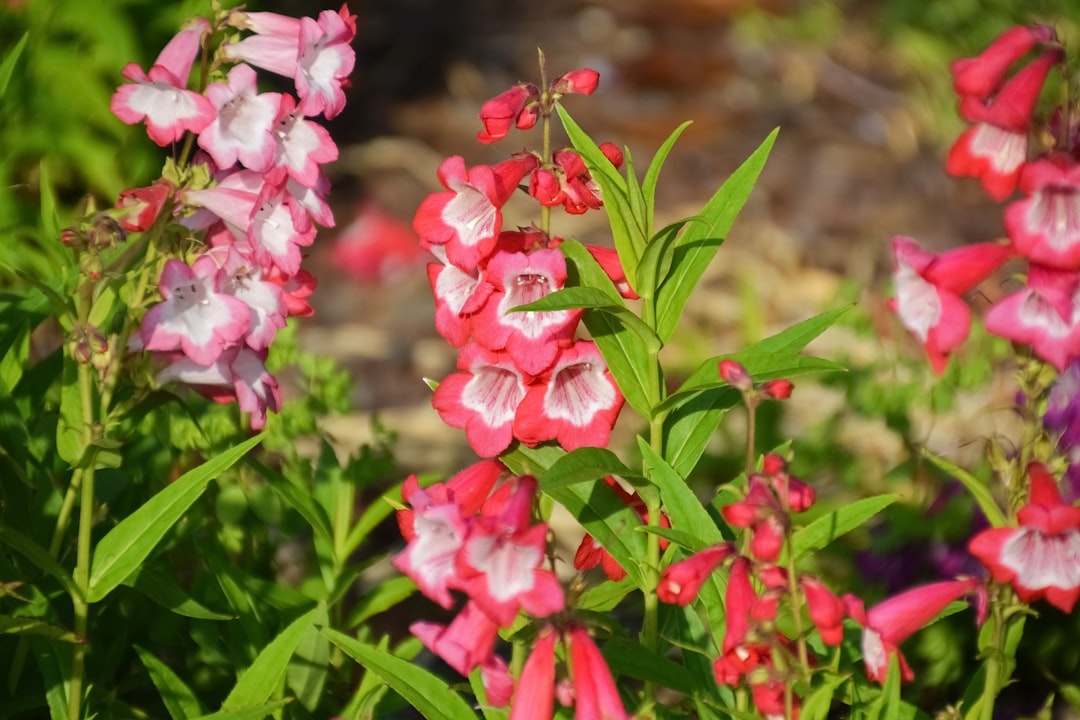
[155,346,281,430]
[411,600,500,677]
[887,236,1012,373]
[432,343,529,458]
[969,462,1080,613]
[198,63,280,172]
[272,93,339,187]
[110,18,215,146]
[513,341,623,452]
[218,248,287,351]
[984,264,1080,370]
[391,486,471,609]
[470,248,580,374]
[140,256,250,365]
[1005,156,1080,268]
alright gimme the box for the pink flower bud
[802,576,846,646]
[761,379,793,399]
[477,84,538,143]
[718,359,753,392]
[552,68,599,95]
[656,543,734,605]
[598,141,624,168]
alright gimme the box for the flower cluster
[414,65,626,458]
[110,6,354,429]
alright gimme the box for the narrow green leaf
[512,286,661,352]
[192,700,290,720]
[655,129,778,342]
[558,238,624,303]
[557,105,644,277]
[0,616,79,643]
[584,308,654,418]
[675,606,724,703]
[122,562,234,620]
[135,645,204,720]
[642,120,692,221]
[88,433,265,602]
[0,523,80,598]
[206,544,267,652]
[0,32,29,98]
[635,525,711,552]
[801,674,848,720]
[539,447,642,489]
[30,639,70,720]
[791,494,899,560]
[638,437,724,544]
[577,576,635,611]
[247,457,334,548]
[919,448,1007,528]
[602,636,695,695]
[288,603,330,712]
[346,575,417,629]
[635,218,699,300]
[38,159,62,245]
[323,628,479,720]
[223,605,317,709]
[56,357,84,466]
[624,148,649,240]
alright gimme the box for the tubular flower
[477,84,540,143]
[887,236,1012,373]
[801,576,847,646]
[1005,156,1080,269]
[951,24,1056,99]
[509,629,556,720]
[657,543,735,605]
[969,462,1080,612]
[411,600,500,677]
[845,577,983,683]
[984,264,1080,371]
[569,627,629,720]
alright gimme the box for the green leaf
[288,603,330,713]
[602,636,695,695]
[346,575,416,628]
[801,674,848,720]
[38,159,62,246]
[635,218,699,301]
[247,457,334,548]
[635,525,711,552]
[191,700,290,720]
[222,605,318,709]
[56,357,84,466]
[792,494,899,560]
[558,237,625,303]
[919,448,1007,528]
[0,32,29,98]
[654,128,778,342]
[30,639,71,720]
[136,645,204,720]
[638,437,725,545]
[557,105,644,278]
[122,562,234,620]
[87,433,265,602]
[323,628,479,720]
[0,523,80,599]
[502,444,649,588]
[539,446,642,489]
[583,306,655,418]
[577,576,635,611]
[0,616,79,643]
[642,121,693,240]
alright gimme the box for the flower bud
[79,254,104,282]
[551,68,599,96]
[761,379,794,399]
[718,359,753,392]
[88,211,126,249]
[60,227,87,249]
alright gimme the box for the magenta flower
[471,248,580,375]
[950,25,1055,99]
[411,600,499,677]
[969,462,1080,612]
[272,93,339,187]
[198,63,280,172]
[656,543,734,606]
[110,18,215,146]
[391,487,471,609]
[154,346,281,430]
[513,341,624,452]
[845,578,982,683]
[568,627,629,720]
[395,460,505,542]
[456,477,565,626]
[801,576,847,646]
[1005,156,1080,268]
[140,256,250,365]
[477,84,539,144]
[116,179,173,232]
[887,236,1012,373]
[551,68,600,96]
[432,343,529,458]
[426,259,491,348]
[413,155,537,271]
[984,264,1080,371]
[509,629,555,720]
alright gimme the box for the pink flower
[568,627,629,720]
[391,487,471,608]
[951,25,1055,99]
[801,576,846,646]
[656,543,734,605]
[984,264,1080,371]
[294,6,357,119]
[947,50,1061,200]
[718,359,753,392]
[969,462,1080,612]
[513,341,624,452]
[140,256,250,365]
[426,258,491,348]
[272,93,339,187]
[432,343,529,458]
[477,84,539,144]
[470,248,581,375]
[411,600,499,676]
[110,18,216,146]
[414,155,537,271]
[218,248,287,352]
[845,578,982,683]
[155,346,281,430]
[396,460,504,542]
[1005,156,1080,269]
[456,477,565,626]
[509,629,555,720]
[530,150,608,215]
[198,63,280,172]
[887,236,1012,373]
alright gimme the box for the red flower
[569,627,629,720]
[656,543,734,605]
[950,25,1055,99]
[969,462,1080,612]
[477,84,539,143]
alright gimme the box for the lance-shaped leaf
[136,645,204,720]
[558,105,645,281]
[642,120,693,242]
[654,129,778,342]
[638,438,724,544]
[87,432,265,602]
[791,494,899,559]
[920,448,1007,528]
[222,605,318,710]
[511,286,661,352]
[636,217,700,301]
[540,446,643,489]
[323,628,479,720]
[123,562,234,620]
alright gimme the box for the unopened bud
[718,359,753,392]
[67,329,92,364]
[761,379,794,399]
[60,227,87,249]
[88,212,126,249]
[551,68,599,96]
